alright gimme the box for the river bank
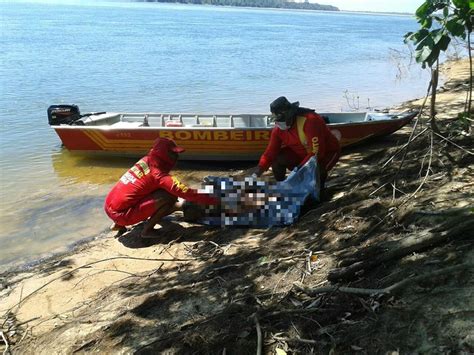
[1,58,472,353]
[0,2,430,269]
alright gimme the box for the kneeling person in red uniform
[253,96,341,188]
[104,137,218,237]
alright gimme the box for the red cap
[151,137,185,154]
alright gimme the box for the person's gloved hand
[247,166,264,178]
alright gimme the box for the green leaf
[422,17,433,28]
[416,1,431,20]
[446,18,466,37]
[405,29,428,45]
[415,46,433,64]
[470,1,474,10]
[414,31,443,68]
[408,29,430,45]
[431,28,443,43]
[415,33,435,50]
[453,0,468,9]
[434,2,447,11]
[438,34,451,51]
[416,29,430,41]
[431,29,451,52]
[443,6,449,16]
[426,47,441,67]
[455,6,474,21]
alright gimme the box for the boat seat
[147,117,162,127]
[182,117,198,126]
[197,116,215,127]
[216,116,231,127]
[250,116,267,127]
[111,121,143,128]
[233,116,251,128]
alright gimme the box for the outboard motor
[47,105,81,125]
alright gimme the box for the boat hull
[52,113,416,160]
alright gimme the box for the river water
[0,1,429,271]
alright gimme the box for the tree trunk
[468,30,472,115]
[430,62,439,132]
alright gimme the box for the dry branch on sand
[297,263,471,297]
[328,217,473,282]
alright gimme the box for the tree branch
[328,218,474,281]
[252,314,262,355]
[297,263,471,297]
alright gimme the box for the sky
[319,0,420,13]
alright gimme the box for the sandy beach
[1,58,472,354]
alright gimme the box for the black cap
[270,96,291,114]
[270,96,300,123]
[270,96,299,115]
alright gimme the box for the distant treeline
[139,0,340,11]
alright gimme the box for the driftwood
[328,218,473,282]
[1,331,9,354]
[297,263,471,297]
[273,335,318,345]
[252,314,262,355]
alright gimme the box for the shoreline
[0,89,437,274]
[0,4,436,269]
[0,57,467,277]
[141,2,414,16]
[0,233,105,276]
[1,57,471,353]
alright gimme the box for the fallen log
[296,262,471,297]
[328,218,473,282]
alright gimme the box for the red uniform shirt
[258,111,341,172]
[105,155,217,214]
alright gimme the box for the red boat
[48,105,417,160]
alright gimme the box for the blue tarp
[198,157,320,227]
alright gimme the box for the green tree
[142,0,339,11]
[404,0,473,129]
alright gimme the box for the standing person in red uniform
[104,137,218,238]
[252,96,341,188]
